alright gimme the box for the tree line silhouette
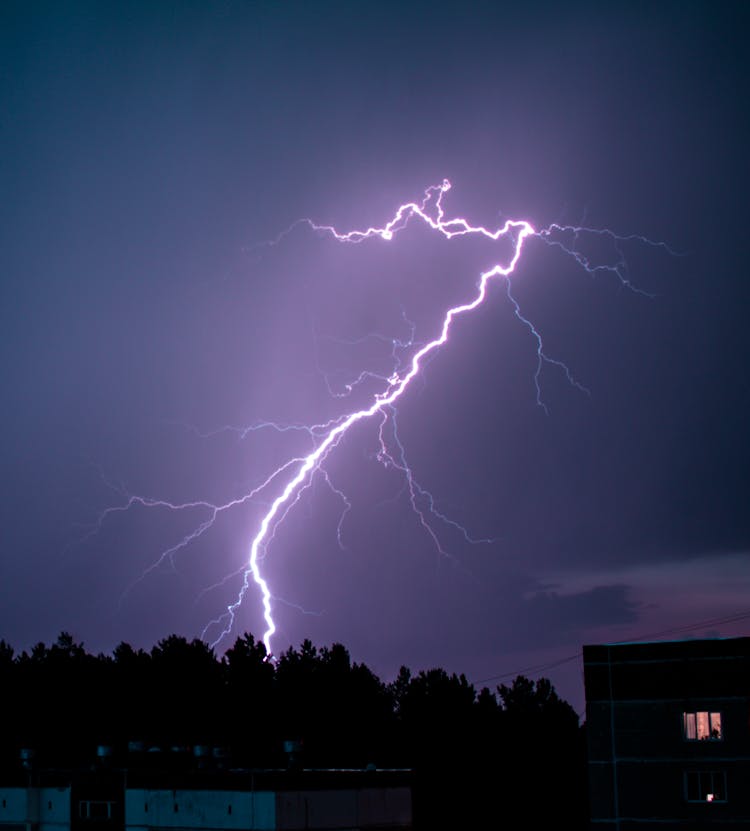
[0,632,587,827]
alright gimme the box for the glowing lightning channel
[83,179,669,659]
[202,179,538,655]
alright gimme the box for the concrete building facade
[0,769,411,831]
[584,636,750,830]
[0,785,70,831]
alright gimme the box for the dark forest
[0,632,587,827]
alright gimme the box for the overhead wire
[474,607,750,689]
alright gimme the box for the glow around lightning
[90,179,667,658]
[205,179,534,654]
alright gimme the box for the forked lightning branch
[89,181,671,658]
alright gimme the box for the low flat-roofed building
[584,636,750,830]
[0,768,411,831]
[0,782,71,831]
[127,769,411,831]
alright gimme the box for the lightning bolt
[84,179,669,659]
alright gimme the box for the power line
[611,609,750,644]
[475,608,750,688]
[477,652,579,685]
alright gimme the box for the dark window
[79,801,114,820]
[174,804,179,813]
[227,805,232,815]
[48,802,52,810]
[685,771,727,803]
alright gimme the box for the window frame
[682,710,723,741]
[78,801,114,821]
[684,770,728,803]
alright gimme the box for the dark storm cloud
[523,585,640,638]
[1,0,749,708]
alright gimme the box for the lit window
[683,711,722,740]
[685,770,727,802]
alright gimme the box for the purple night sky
[1,1,749,711]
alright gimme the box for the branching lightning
[85,179,668,658]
